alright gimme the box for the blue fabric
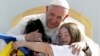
[0,33,16,43]
[18,47,30,55]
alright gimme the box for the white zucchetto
[49,0,69,10]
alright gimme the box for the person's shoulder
[61,16,84,28]
[64,16,80,23]
[24,13,45,18]
[21,13,46,21]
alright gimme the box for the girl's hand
[69,42,87,55]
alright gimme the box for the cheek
[47,19,52,26]
[63,36,71,42]
[68,37,71,42]
[54,20,62,26]
[46,17,51,24]
[47,16,53,23]
[57,20,61,23]
[67,37,71,44]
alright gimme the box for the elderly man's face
[46,6,68,29]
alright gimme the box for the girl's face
[59,27,71,45]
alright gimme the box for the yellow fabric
[11,6,92,37]
[0,41,24,56]
[0,42,13,56]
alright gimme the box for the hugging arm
[7,15,41,41]
[13,41,53,56]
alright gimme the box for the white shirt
[50,45,85,56]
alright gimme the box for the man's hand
[25,30,42,42]
[69,42,87,55]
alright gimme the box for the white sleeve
[6,15,40,41]
[50,45,77,56]
[63,17,85,34]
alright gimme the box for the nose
[60,35,65,40]
[51,18,57,24]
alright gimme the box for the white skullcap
[49,0,69,9]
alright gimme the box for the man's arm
[70,34,100,56]
[7,15,40,41]
[82,35,100,56]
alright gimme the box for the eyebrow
[59,32,69,34]
[50,12,62,19]
[57,16,62,19]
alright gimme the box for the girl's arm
[13,41,53,56]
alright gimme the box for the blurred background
[0,0,100,45]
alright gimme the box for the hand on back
[25,30,42,42]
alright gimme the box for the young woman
[13,23,86,56]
